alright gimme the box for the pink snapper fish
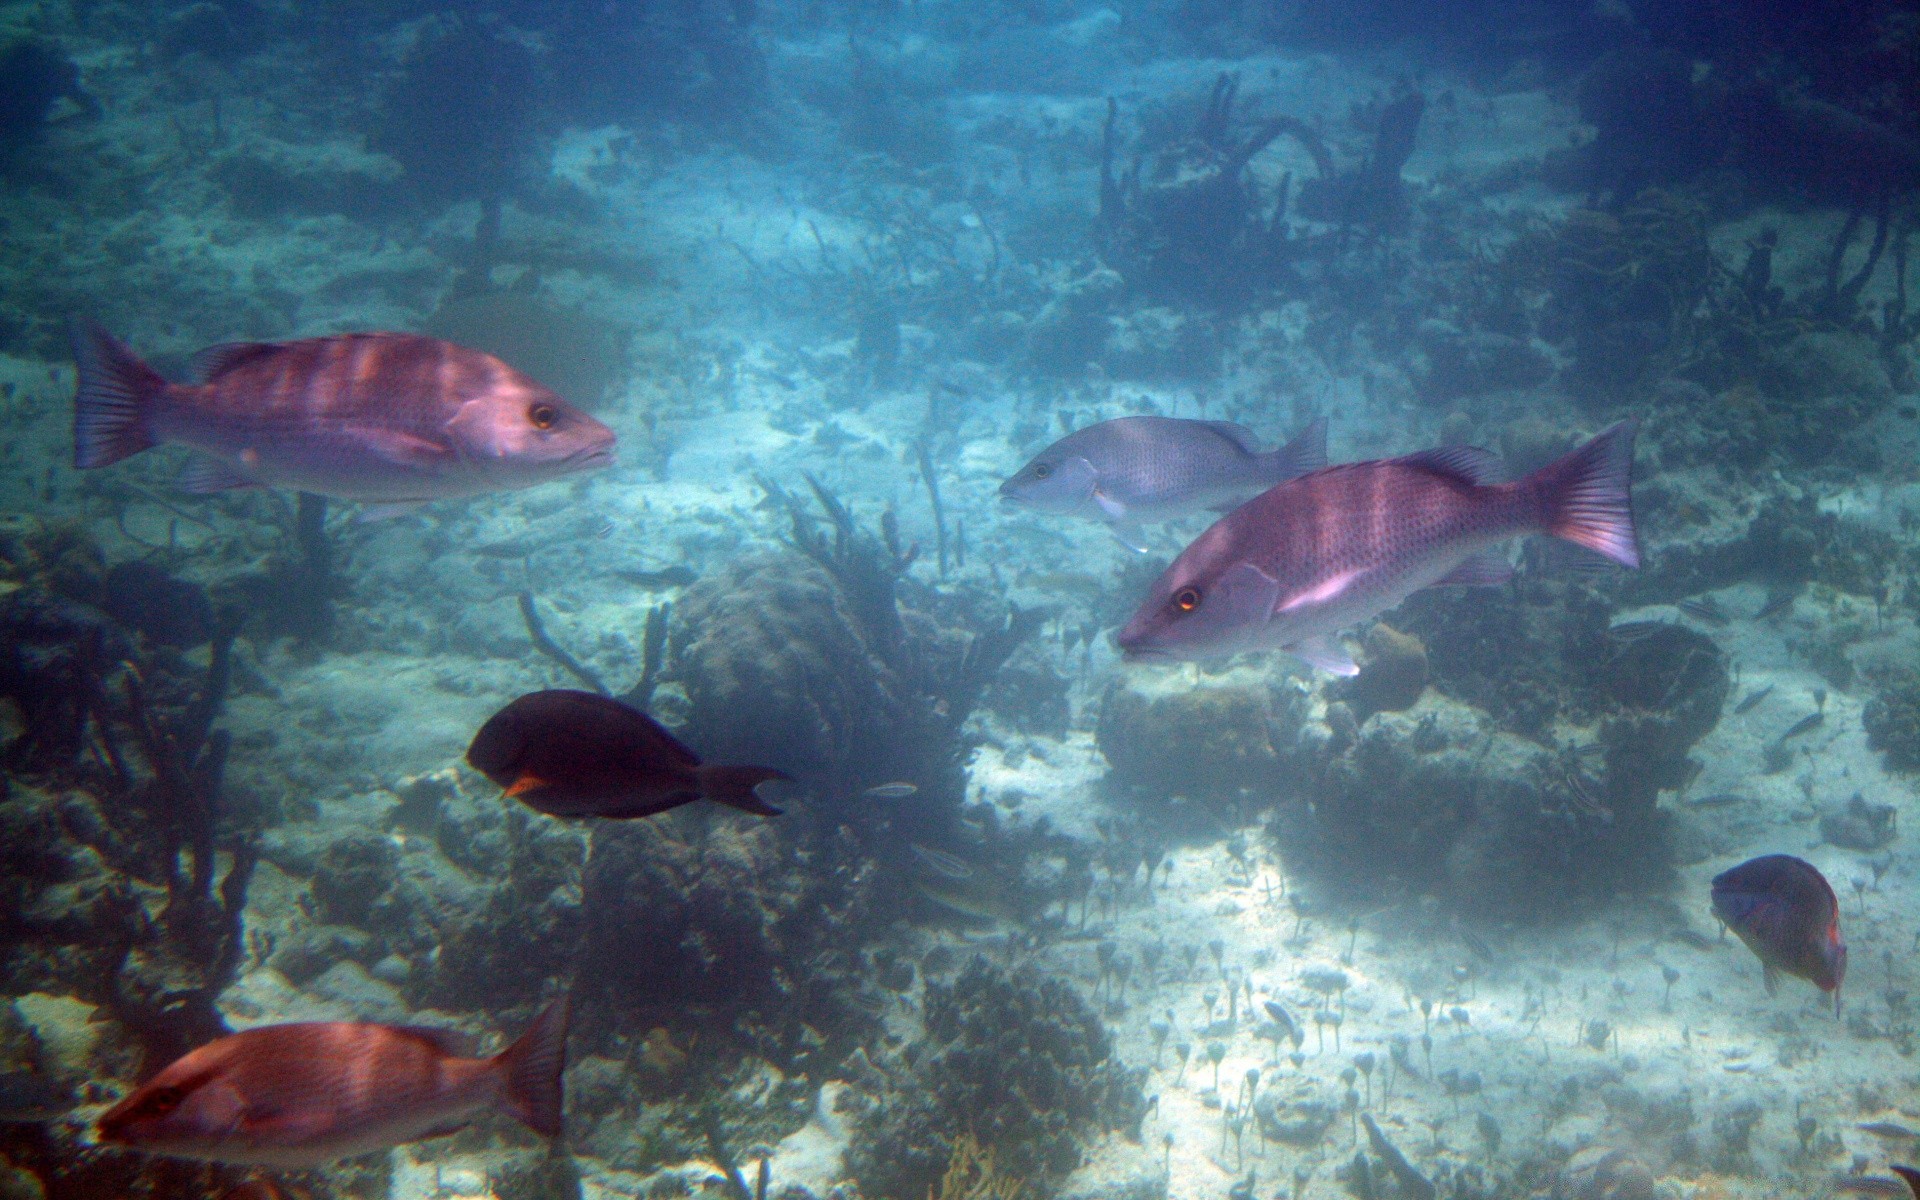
[1118,422,1639,673]
[95,1000,567,1168]
[72,323,615,515]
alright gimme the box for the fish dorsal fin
[192,342,281,383]
[390,1025,478,1059]
[1199,421,1264,454]
[1398,444,1503,486]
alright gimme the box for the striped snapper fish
[999,416,1327,551]
[95,1001,568,1168]
[1118,422,1639,674]
[71,323,615,515]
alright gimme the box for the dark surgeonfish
[999,416,1328,551]
[1118,423,1638,674]
[1710,853,1847,1009]
[96,1001,567,1168]
[466,689,786,819]
[71,324,615,516]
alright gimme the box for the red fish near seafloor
[70,323,615,514]
[1710,853,1847,1010]
[95,1000,568,1168]
[466,689,788,819]
[1118,422,1640,673]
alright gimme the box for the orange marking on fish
[504,774,548,798]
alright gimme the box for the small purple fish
[1710,853,1847,1007]
[1000,416,1327,551]
[72,324,615,513]
[1118,423,1638,673]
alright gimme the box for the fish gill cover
[0,1,1916,1199]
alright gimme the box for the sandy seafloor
[6,11,1920,1200]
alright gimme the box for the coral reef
[847,956,1146,1200]
[1098,74,1327,307]
[1096,665,1300,817]
[1279,584,1726,918]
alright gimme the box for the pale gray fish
[1606,620,1667,642]
[1676,596,1729,626]
[1858,1122,1920,1141]
[1830,1175,1912,1197]
[1000,416,1328,552]
[1779,712,1825,741]
[862,782,918,800]
[71,323,614,514]
[1734,685,1773,715]
[1118,424,1639,672]
[1686,793,1747,808]
[909,843,973,879]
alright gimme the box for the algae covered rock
[848,956,1146,1200]
[1095,665,1301,804]
[1863,670,1920,772]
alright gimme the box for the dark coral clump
[848,956,1146,1200]
[0,37,91,168]
[372,20,545,205]
[1863,671,1920,773]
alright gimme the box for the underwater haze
[2,0,1919,1197]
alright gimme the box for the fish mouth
[567,445,617,471]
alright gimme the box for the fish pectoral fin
[355,501,429,522]
[355,428,454,469]
[1290,635,1359,677]
[1762,963,1780,997]
[1432,549,1514,588]
[176,455,261,494]
[504,773,549,799]
[1108,521,1150,553]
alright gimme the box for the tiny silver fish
[1754,590,1798,620]
[1001,416,1328,552]
[1606,620,1667,642]
[1830,1175,1911,1197]
[1262,1001,1302,1045]
[1686,793,1747,809]
[1676,596,1729,626]
[863,782,918,800]
[1779,712,1825,741]
[909,843,973,880]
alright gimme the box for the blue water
[1,3,1917,1198]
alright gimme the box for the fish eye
[133,1085,186,1120]
[529,403,557,430]
[1173,586,1202,613]
[1032,462,1052,479]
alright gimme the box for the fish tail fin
[495,997,569,1139]
[1888,1165,1918,1198]
[695,764,788,816]
[1258,416,1329,483]
[71,320,168,469]
[1525,420,1639,568]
